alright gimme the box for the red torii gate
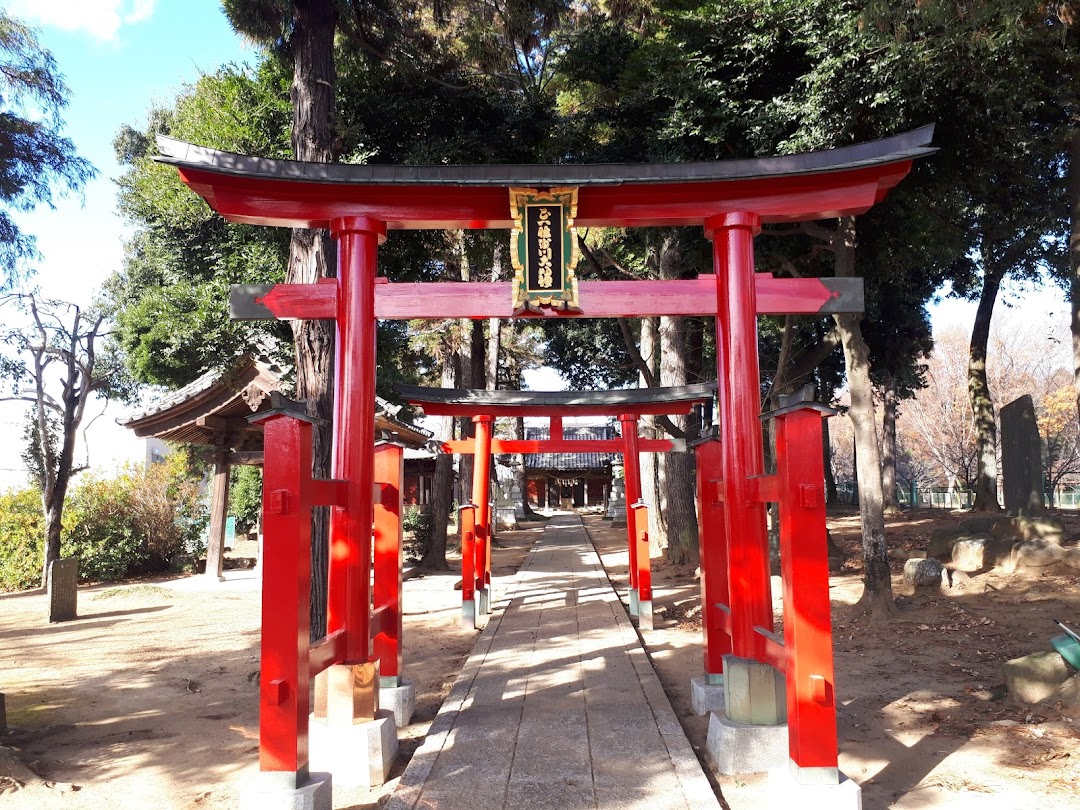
[156,125,934,797]
[396,382,715,629]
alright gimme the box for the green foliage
[0,488,44,591]
[0,10,95,287]
[229,465,263,532]
[60,456,208,583]
[402,505,433,560]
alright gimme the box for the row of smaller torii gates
[156,124,936,800]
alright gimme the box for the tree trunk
[968,258,1004,512]
[638,316,662,548]
[422,347,456,570]
[287,0,338,640]
[881,371,901,514]
[832,217,894,622]
[1069,131,1080,425]
[823,412,839,506]
[659,310,699,566]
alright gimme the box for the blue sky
[0,1,255,486]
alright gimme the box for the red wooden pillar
[618,413,643,614]
[694,436,731,682]
[774,404,838,780]
[706,212,773,658]
[256,412,314,783]
[328,215,386,666]
[459,504,477,630]
[471,415,494,615]
[372,443,404,687]
[631,501,653,631]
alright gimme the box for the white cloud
[6,0,157,42]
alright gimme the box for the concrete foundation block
[380,678,416,728]
[637,599,653,631]
[690,676,726,716]
[309,709,397,788]
[768,765,862,810]
[239,771,332,810]
[462,599,476,630]
[705,710,788,775]
[723,654,786,725]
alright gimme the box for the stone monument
[48,557,78,623]
[494,459,519,530]
[607,459,627,527]
[1000,395,1044,514]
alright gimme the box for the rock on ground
[1043,672,1080,713]
[1003,650,1074,704]
[992,516,1065,546]
[927,526,972,561]
[1009,541,1065,570]
[904,557,945,589]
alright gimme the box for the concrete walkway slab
[387,514,720,810]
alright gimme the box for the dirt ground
[2,508,1079,809]
[585,508,1080,809]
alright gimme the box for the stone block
[705,710,788,775]
[950,538,989,573]
[768,766,862,810]
[690,676,725,716]
[637,599,653,631]
[1010,541,1064,570]
[1062,547,1080,570]
[309,709,397,787]
[1045,672,1080,712]
[903,557,945,589]
[239,771,332,810]
[380,678,416,728]
[48,558,78,623]
[1003,650,1073,704]
[960,516,996,535]
[723,655,786,725]
[926,527,971,561]
[1014,516,1065,545]
[1000,395,1044,514]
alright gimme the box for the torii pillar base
[239,771,332,810]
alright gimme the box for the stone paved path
[386,514,721,810]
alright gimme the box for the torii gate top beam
[155,126,934,231]
[398,383,715,418]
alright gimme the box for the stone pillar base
[723,654,786,725]
[637,599,654,631]
[690,675,726,716]
[380,678,416,728]
[239,771,332,810]
[478,586,491,616]
[768,764,861,809]
[628,587,639,616]
[705,710,788,775]
[309,709,397,788]
[462,599,476,630]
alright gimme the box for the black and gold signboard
[510,187,581,314]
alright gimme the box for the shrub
[62,454,208,583]
[0,488,45,591]
[402,505,433,560]
[229,465,262,533]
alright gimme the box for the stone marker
[48,557,78,622]
[1000,395,1044,514]
[1003,650,1073,704]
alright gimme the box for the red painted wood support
[327,215,386,667]
[693,437,731,680]
[631,501,652,612]
[707,212,773,658]
[249,275,863,323]
[459,504,477,629]
[773,405,839,777]
[256,412,313,781]
[372,443,404,686]
[550,415,563,440]
[441,437,679,454]
[471,415,494,612]
[618,414,643,605]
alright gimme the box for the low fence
[835,483,1080,510]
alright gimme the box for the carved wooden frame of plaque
[509,187,581,314]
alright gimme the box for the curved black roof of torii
[156,126,935,188]
[397,383,716,417]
